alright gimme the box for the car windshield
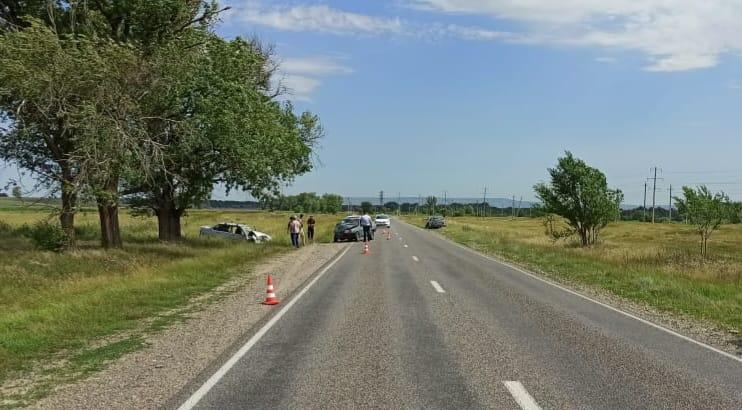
[341,218,360,226]
[375,215,388,219]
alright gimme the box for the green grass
[0,208,337,407]
[403,216,742,333]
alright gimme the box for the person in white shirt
[360,213,373,242]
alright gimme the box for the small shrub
[0,220,12,236]
[29,221,69,251]
[462,224,473,232]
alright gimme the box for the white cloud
[276,56,353,101]
[409,0,742,71]
[231,2,512,41]
[281,56,354,76]
[595,56,616,63]
[235,3,405,36]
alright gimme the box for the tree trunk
[59,177,77,248]
[96,178,122,249]
[579,228,589,247]
[97,201,122,248]
[156,200,183,241]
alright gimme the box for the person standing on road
[298,213,305,247]
[360,212,373,242]
[307,215,316,242]
[288,216,301,248]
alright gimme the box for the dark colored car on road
[333,216,375,242]
[425,215,446,229]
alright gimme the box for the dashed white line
[177,246,351,410]
[503,381,541,410]
[412,256,419,262]
[403,244,408,248]
[430,281,445,293]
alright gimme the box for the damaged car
[199,222,272,243]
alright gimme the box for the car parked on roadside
[333,216,375,242]
[375,214,391,228]
[199,222,272,243]
[425,215,446,229]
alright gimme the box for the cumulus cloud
[234,3,405,36]
[409,0,742,71]
[230,2,511,41]
[276,56,352,101]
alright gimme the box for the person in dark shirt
[307,216,316,242]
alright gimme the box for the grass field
[403,216,742,333]
[0,200,337,406]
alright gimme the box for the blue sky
[3,0,742,204]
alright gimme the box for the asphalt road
[175,220,742,409]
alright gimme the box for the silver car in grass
[199,222,272,243]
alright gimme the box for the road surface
[174,220,742,409]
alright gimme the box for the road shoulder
[31,243,348,410]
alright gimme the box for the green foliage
[534,151,622,246]
[11,186,21,199]
[261,192,343,213]
[361,201,373,214]
[674,186,729,257]
[28,220,69,251]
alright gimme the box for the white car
[199,222,272,243]
[374,214,391,228]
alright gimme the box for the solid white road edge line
[503,381,542,410]
[412,256,419,262]
[400,220,742,363]
[430,281,446,293]
[177,245,352,410]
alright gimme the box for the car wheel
[333,236,339,242]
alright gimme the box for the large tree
[0,0,224,247]
[126,32,322,241]
[534,151,622,247]
[0,20,140,245]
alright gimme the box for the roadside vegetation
[0,205,336,407]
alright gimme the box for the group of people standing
[287,214,315,248]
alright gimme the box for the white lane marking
[403,244,408,248]
[503,381,541,410]
[412,256,419,262]
[398,220,742,363]
[178,246,352,410]
[430,281,446,293]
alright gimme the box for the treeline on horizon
[252,192,742,224]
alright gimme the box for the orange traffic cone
[262,275,280,305]
[362,241,370,255]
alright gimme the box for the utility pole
[512,195,516,219]
[649,167,662,223]
[379,190,384,209]
[482,187,487,218]
[669,185,672,222]
[643,182,647,222]
[517,196,523,218]
[398,192,401,216]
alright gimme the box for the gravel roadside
[31,243,349,410]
